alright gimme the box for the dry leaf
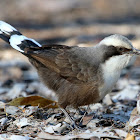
[5,106,19,115]
[82,115,93,125]
[125,133,135,140]
[13,117,30,128]
[0,101,5,109]
[9,135,31,140]
[44,123,67,134]
[7,95,58,108]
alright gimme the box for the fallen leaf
[13,117,30,128]
[0,101,5,109]
[125,133,135,140]
[112,85,139,101]
[8,95,58,108]
[38,128,125,139]
[82,115,93,125]
[129,115,140,129]
[38,132,69,140]
[24,106,38,116]
[45,123,61,133]
[0,117,9,126]
[5,106,19,115]
[9,135,31,140]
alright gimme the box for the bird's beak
[131,48,140,55]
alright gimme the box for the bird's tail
[0,21,41,53]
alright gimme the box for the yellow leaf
[125,133,135,140]
[8,95,58,108]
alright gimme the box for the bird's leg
[79,106,90,123]
[60,108,82,130]
[79,111,87,123]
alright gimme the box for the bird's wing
[25,44,99,84]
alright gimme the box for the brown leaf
[7,95,58,108]
[125,133,135,140]
[82,115,93,125]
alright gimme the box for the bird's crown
[99,34,133,49]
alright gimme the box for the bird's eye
[118,47,131,54]
[119,48,124,51]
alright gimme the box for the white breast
[99,54,132,99]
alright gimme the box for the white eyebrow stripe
[99,34,133,49]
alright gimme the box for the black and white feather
[0,21,41,52]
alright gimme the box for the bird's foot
[60,108,86,131]
[71,121,86,131]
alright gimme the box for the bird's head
[99,34,140,56]
[96,34,140,72]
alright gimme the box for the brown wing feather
[27,44,99,84]
[24,44,101,108]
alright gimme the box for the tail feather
[0,21,41,52]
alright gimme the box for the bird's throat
[99,54,132,99]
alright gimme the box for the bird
[0,21,139,129]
